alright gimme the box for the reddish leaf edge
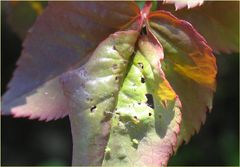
[143,21,183,160]
[148,10,217,145]
[1,1,143,122]
[148,10,217,90]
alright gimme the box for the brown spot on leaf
[86,98,93,102]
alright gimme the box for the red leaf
[2,2,140,121]
[159,1,239,53]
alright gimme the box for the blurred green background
[1,3,239,166]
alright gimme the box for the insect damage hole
[140,26,147,35]
[113,45,117,50]
[145,93,154,109]
[90,105,97,112]
[115,76,119,81]
[141,77,145,83]
[137,62,144,69]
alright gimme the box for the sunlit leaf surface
[61,31,182,166]
[61,30,139,165]
[103,36,181,166]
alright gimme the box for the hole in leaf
[138,102,141,105]
[149,113,152,116]
[145,93,154,109]
[141,77,145,83]
[134,116,138,120]
[138,62,144,69]
[90,105,97,112]
[140,26,147,35]
[115,76,119,81]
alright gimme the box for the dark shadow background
[1,4,239,166]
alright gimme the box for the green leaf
[3,1,219,165]
[147,11,217,143]
[103,39,181,166]
[61,31,182,166]
[61,30,139,165]
[135,1,146,9]
[2,1,140,121]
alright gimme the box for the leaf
[162,0,204,10]
[3,1,219,165]
[61,30,139,165]
[2,2,140,121]
[147,11,217,143]
[4,1,47,39]
[102,36,181,166]
[159,1,239,53]
[61,30,182,165]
